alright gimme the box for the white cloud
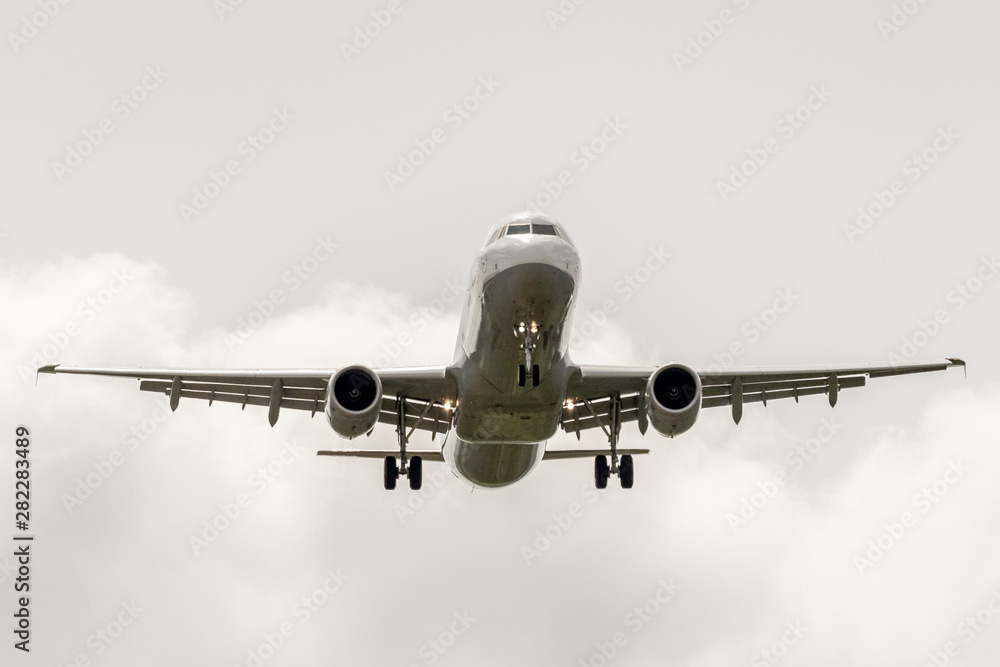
[5,253,998,665]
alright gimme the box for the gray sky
[3,1,1000,665]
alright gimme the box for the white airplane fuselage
[443,213,581,488]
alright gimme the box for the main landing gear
[593,393,634,490]
[383,398,423,491]
[515,320,540,387]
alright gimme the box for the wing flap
[560,392,642,436]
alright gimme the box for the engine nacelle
[645,363,701,437]
[325,366,382,439]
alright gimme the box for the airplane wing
[561,358,966,436]
[541,447,649,460]
[36,364,457,437]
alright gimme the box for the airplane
[38,212,965,491]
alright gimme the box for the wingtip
[946,358,967,379]
[36,363,59,385]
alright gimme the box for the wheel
[595,455,609,489]
[620,455,634,489]
[517,364,526,387]
[531,364,540,386]
[408,456,423,490]
[383,456,398,490]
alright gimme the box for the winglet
[36,363,60,385]
[947,358,967,379]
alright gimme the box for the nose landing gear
[515,321,540,387]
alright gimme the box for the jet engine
[325,366,382,439]
[645,363,702,437]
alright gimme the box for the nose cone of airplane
[482,211,579,276]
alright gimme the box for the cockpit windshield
[499,223,562,238]
[484,214,572,246]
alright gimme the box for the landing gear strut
[383,397,423,491]
[515,321,540,387]
[593,393,634,490]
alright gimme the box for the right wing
[561,358,966,436]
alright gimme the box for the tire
[532,364,540,386]
[620,454,634,489]
[595,455,609,489]
[408,456,423,490]
[517,364,526,387]
[383,456,398,490]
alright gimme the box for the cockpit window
[489,228,504,243]
[505,224,531,235]
[532,223,558,236]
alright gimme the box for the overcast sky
[3,1,1000,665]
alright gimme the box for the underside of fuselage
[444,215,581,487]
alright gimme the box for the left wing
[562,358,966,436]
[37,364,457,436]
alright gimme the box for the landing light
[564,400,574,410]
[443,400,453,411]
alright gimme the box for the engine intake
[326,366,382,439]
[645,363,701,437]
